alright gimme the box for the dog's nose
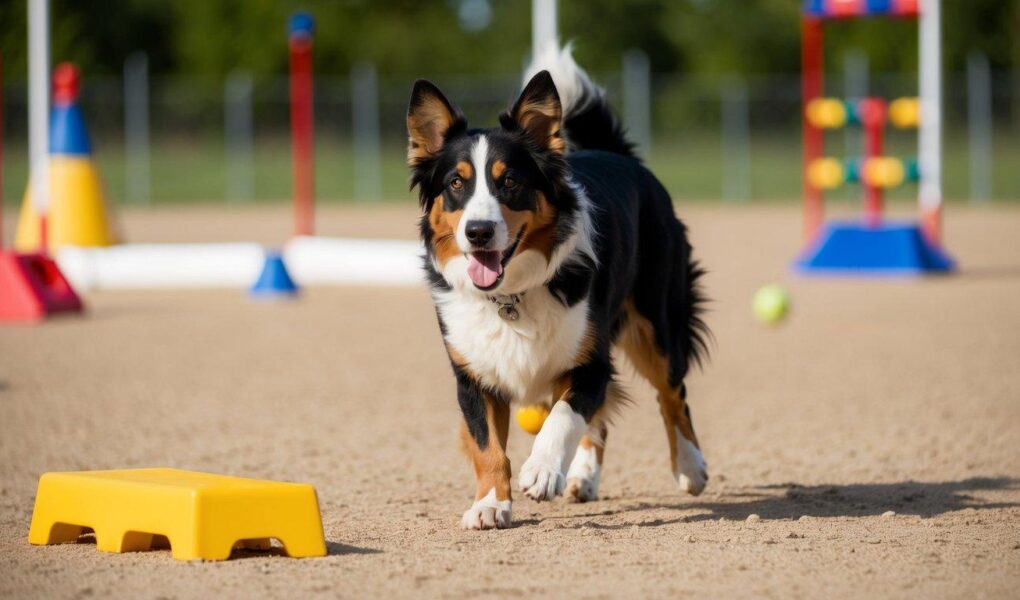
[465,220,496,246]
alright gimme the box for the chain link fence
[2,63,1018,205]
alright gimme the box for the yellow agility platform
[28,468,327,561]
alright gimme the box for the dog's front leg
[456,368,512,530]
[519,367,607,502]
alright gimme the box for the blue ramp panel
[794,222,955,275]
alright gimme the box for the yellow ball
[862,157,905,188]
[807,158,845,190]
[516,404,550,435]
[806,98,847,129]
[889,97,920,129]
[752,284,789,325]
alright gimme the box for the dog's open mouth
[467,236,521,291]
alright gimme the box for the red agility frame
[800,1,925,245]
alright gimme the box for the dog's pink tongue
[467,251,503,288]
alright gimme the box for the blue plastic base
[249,250,299,297]
[794,221,955,276]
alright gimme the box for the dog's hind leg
[656,383,707,495]
[616,301,708,496]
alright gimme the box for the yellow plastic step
[28,468,327,561]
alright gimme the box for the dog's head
[408,71,574,293]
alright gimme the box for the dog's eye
[503,177,516,189]
[450,178,463,191]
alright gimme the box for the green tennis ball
[753,284,789,324]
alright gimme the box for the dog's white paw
[519,455,565,502]
[519,401,586,502]
[675,432,708,496]
[566,444,601,502]
[460,489,512,530]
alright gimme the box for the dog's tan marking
[567,424,607,504]
[456,161,473,180]
[491,160,506,180]
[428,196,464,266]
[573,319,599,366]
[446,343,469,368]
[506,191,558,262]
[579,428,606,464]
[553,372,572,404]
[459,395,511,504]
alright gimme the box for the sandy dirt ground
[1,203,1019,599]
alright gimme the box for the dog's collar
[488,293,524,321]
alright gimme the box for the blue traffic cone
[249,250,299,298]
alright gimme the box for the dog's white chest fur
[435,286,589,404]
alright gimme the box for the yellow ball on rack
[805,98,848,129]
[888,97,920,128]
[862,157,906,188]
[807,157,845,190]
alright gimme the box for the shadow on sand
[550,477,1019,528]
[325,541,382,556]
[69,532,381,559]
[956,264,1020,281]
[228,540,382,559]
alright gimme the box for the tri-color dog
[407,46,710,530]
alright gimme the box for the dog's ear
[502,70,564,154]
[407,80,465,166]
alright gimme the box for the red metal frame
[921,205,941,244]
[859,98,886,227]
[1,52,4,248]
[801,6,923,246]
[289,34,314,237]
[801,17,825,244]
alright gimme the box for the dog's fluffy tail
[524,43,635,158]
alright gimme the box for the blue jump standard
[793,221,955,275]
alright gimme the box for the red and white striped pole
[289,12,315,238]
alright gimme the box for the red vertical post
[289,13,315,238]
[801,17,825,246]
[0,52,4,249]
[860,98,886,227]
[920,205,941,245]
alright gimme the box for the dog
[406,45,709,530]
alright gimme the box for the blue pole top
[289,12,315,39]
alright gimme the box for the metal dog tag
[498,305,520,321]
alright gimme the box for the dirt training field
[2,203,1019,599]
